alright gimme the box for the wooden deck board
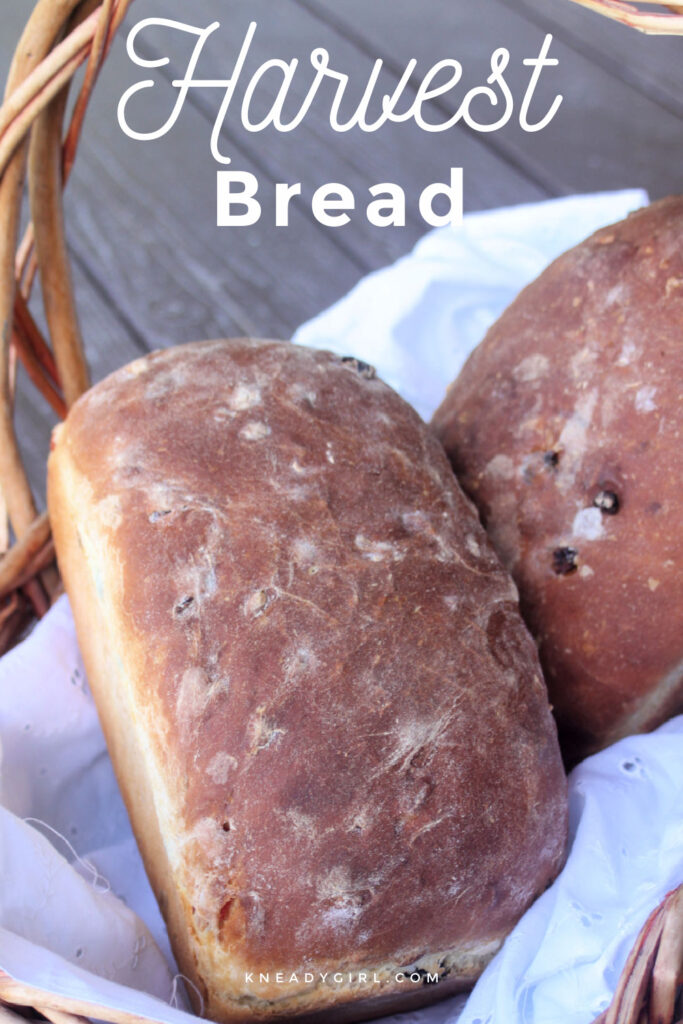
[303,0,683,199]
[132,0,548,215]
[506,0,683,115]
[1,0,680,503]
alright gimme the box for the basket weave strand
[0,3,680,1024]
[0,0,133,643]
[568,0,683,33]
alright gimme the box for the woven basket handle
[567,0,683,33]
[0,0,133,644]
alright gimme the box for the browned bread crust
[48,339,567,1021]
[432,197,683,764]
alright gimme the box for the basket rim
[567,0,683,33]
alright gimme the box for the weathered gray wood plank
[502,0,683,116]
[2,3,365,362]
[1,0,551,508]
[302,0,682,199]
[2,0,680,503]
[61,42,368,346]
[125,0,547,233]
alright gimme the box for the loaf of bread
[48,339,567,1022]
[432,197,683,764]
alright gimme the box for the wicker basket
[567,0,683,33]
[0,0,133,654]
[0,2,680,1024]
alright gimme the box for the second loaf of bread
[432,197,683,763]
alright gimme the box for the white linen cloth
[3,188,679,1024]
